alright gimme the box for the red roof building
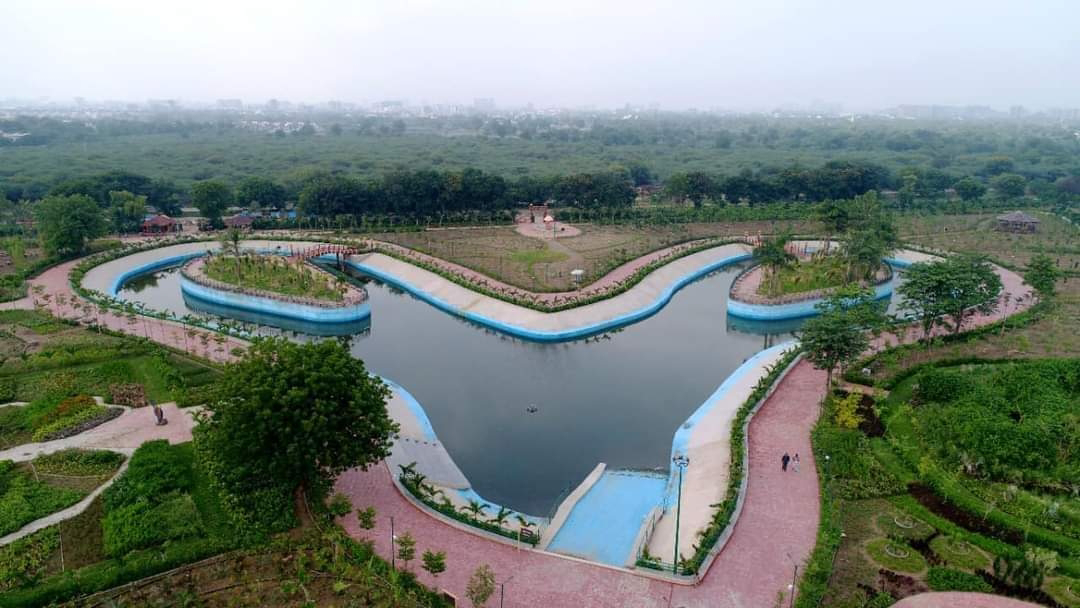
[223,214,255,229]
[141,214,180,235]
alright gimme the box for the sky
[2,0,1078,111]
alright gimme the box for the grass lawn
[374,220,816,291]
[757,254,872,298]
[203,254,345,302]
[866,538,928,574]
[898,211,1080,272]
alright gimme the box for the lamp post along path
[672,454,690,574]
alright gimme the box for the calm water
[121,263,849,515]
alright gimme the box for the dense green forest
[2,114,1078,205]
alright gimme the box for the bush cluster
[0,461,84,536]
[101,440,204,557]
[32,449,124,477]
[926,567,993,592]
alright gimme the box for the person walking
[793,453,800,472]
[781,452,791,472]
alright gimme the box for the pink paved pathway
[336,361,825,608]
[893,592,1043,608]
[22,258,247,364]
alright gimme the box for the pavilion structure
[996,210,1039,233]
[141,214,180,235]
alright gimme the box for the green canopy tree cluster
[33,194,107,257]
[195,338,398,531]
[898,254,1003,342]
[799,285,888,388]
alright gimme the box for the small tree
[954,177,986,202]
[396,531,416,570]
[753,231,796,293]
[466,564,496,608]
[799,286,886,388]
[191,180,233,228]
[1024,254,1062,303]
[940,255,1003,335]
[992,173,1027,200]
[356,506,376,530]
[422,550,447,578]
[34,194,107,257]
[898,260,951,343]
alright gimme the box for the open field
[897,211,1080,271]
[374,219,815,291]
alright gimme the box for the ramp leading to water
[545,469,666,567]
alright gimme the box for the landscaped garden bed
[196,254,363,306]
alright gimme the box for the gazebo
[996,211,1039,233]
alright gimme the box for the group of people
[781,451,800,472]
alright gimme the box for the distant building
[224,214,255,230]
[996,210,1039,233]
[141,214,181,235]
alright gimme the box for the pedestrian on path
[781,452,790,472]
[792,453,800,472]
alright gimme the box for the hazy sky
[3,0,1078,110]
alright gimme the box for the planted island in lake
[179,254,369,325]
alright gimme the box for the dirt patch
[874,568,928,600]
[857,394,885,438]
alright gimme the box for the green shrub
[32,449,124,477]
[926,567,992,592]
[102,495,203,557]
[865,538,927,573]
[929,535,992,571]
[103,440,193,511]
[327,492,352,517]
[0,527,60,591]
[30,405,110,442]
[37,395,97,427]
[912,368,971,404]
[0,469,84,536]
[0,379,14,403]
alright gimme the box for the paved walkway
[893,592,1043,608]
[25,257,248,364]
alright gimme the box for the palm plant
[753,232,796,293]
[489,506,512,528]
[461,499,489,521]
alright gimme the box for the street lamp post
[390,516,396,571]
[672,454,690,574]
[787,552,798,608]
[499,575,514,608]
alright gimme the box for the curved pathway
[893,592,1043,608]
[7,237,1037,607]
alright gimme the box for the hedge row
[919,464,1080,560]
[843,301,1050,387]
[399,477,538,546]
